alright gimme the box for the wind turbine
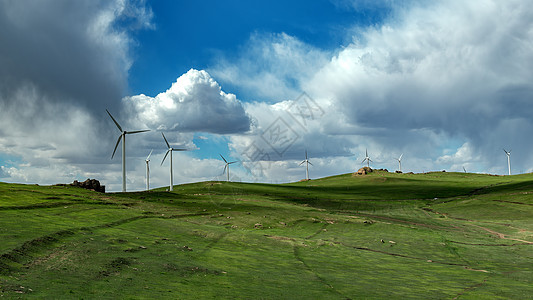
[145,149,153,191]
[161,132,188,191]
[299,150,313,180]
[220,154,238,182]
[361,149,372,168]
[503,149,511,175]
[397,153,403,172]
[106,109,150,192]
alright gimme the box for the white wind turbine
[397,153,403,172]
[220,154,238,182]
[145,149,153,191]
[503,149,511,175]
[299,150,313,180]
[161,132,188,191]
[106,109,150,192]
[361,149,372,168]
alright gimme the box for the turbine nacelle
[503,149,511,156]
[146,149,153,163]
[161,132,188,165]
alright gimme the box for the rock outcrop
[71,178,105,193]
[355,167,373,175]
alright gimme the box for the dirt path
[422,208,533,244]
[470,224,533,244]
[493,199,533,206]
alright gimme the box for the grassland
[0,171,532,299]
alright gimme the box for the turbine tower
[299,150,313,180]
[161,132,188,191]
[145,149,153,191]
[503,149,511,175]
[106,109,150,192]
[397,153,403,172]
[361,149,372,168]
[220,154,238,182]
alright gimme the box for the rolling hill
[1,171,532,298]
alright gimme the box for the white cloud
[210,32,331,101]
[123,69,251,134]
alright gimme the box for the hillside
[1,171,532,298]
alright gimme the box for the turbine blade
[162,132,170,149]
[161,150,170,165]
[111,135,122,159]
[366,149,368,157]
[146,149,153,160]
[229,161,238,164]
[300,161,305,166]
[127,129,150,134]
[305,150,308,160]
[399,153,403,161]
[106,109,123,132]
[223,164,227,174]
[219,154,227,163]
[308,161,313,166]
[172,148,188,151]
[361,158,366,164]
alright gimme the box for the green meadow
[1,171,532,299]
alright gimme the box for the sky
[1,0,533,191]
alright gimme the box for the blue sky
[128,0,393,97]
[1,0,533,191]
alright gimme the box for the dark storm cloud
[0,0,153,186]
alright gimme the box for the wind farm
[2,1,533,298]
[4,116,531,298]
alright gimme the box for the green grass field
[1,171,532,299]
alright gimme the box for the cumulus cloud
[123,69,250,134]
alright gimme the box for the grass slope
[0,171,532,299]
